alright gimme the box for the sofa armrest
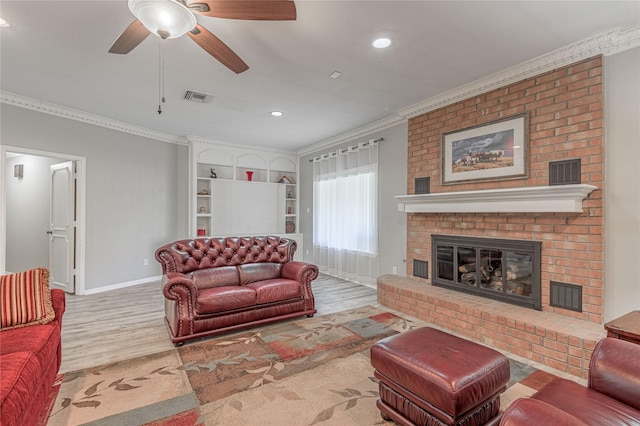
[500,398,588,426]
[50,289,66,321]
[588,337,640,411]
[162,272,199,302]
[161,273,200,340]
[281,261,319,311]
[282,261,319,286]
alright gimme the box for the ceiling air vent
[184,90,214,104]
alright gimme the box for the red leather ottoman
[371,327,510,426]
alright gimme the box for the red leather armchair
[155,236,318,345]
[500,337,640,425]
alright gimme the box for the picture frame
[441,113,529,185]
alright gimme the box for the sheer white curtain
[313,140,379,285]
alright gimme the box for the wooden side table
[604,310,640,345]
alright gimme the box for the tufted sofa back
[155,236,296,275]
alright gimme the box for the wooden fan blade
[187,24,249,74]
[108,20,151,54]
[188,0,296,20]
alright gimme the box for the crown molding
[598,25,640,56]
[0,91,185,145]
[397,26,640,119]
[0,91,299,153]
[297,113,407,157]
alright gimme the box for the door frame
[0,145,86,294]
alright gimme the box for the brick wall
[406,56,604,324]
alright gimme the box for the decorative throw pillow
[0,268,55,330]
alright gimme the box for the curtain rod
[308,137,384,162]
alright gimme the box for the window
[314,170,376,254]
[312,141,379,284]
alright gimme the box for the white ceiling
[1,1,639,152]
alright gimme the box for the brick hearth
[378,274,606,379]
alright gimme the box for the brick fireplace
[378,56,607,379]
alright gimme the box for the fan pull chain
[158,42,166,114]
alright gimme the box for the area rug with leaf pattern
[45,305,558,426]
[46,306,413,425]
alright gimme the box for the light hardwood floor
[59,273,379,373]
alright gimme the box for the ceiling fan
[108,0,297,74]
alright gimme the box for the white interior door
[49,161,75,293]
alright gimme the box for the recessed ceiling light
[0,18,11,28]
[372,38,391,49]
[329,71,342,79]
[270,111,284,117]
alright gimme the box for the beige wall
[1,105,181,292]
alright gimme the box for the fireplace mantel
[396,184,597,213]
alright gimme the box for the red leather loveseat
[1,274,66,426]
[500,337,640,425]
[155,236,318,345]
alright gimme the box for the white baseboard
[83,275,162,295]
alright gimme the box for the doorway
[1,146,86,294]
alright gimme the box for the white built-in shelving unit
[190,142,301,256]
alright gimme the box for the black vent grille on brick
[550,281,582,312]
[413,259,428,279]
[415,177,430,195]
[549,159,581,185]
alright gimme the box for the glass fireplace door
[432,235,541,310]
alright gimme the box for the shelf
[396,184,597,213]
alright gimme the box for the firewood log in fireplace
[506,270,532,280]
[458,256,533,297]
[461,272,477,286]
[506,279,532,295]
[506,261,532,280]
[459,260,493,282]
[459,263,476,273]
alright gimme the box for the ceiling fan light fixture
[128,0,196,39]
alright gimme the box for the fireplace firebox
[431,235,541,310]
